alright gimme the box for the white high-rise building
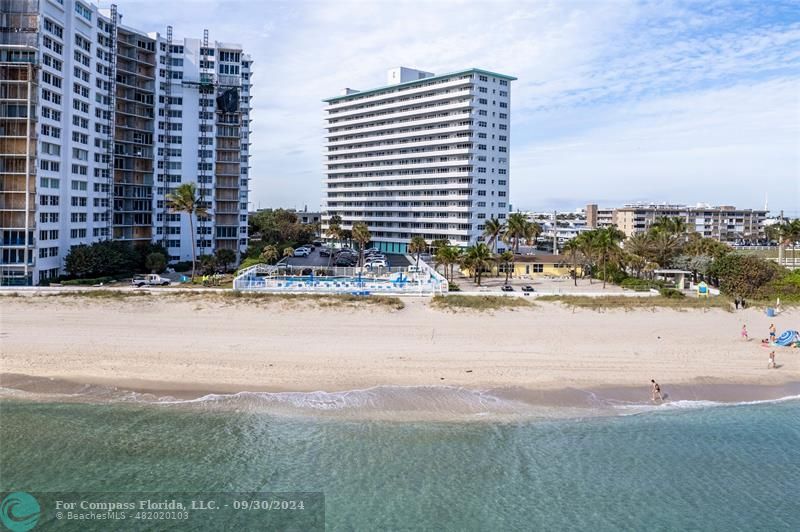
[322,67,515,254]
[0,0,252,285]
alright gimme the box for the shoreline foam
[2,373,798,422]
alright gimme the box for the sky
[117,0,800,216]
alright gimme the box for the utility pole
[553,210,558,255]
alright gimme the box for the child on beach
[769,324,776,343]
[651,379,664,402]
[768,351,776,369]
[741,325,748,341]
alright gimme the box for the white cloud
[119,0,800,214]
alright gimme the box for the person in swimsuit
[741,325,748,340]
[651,379,663,402]
[769,324,776,343]
[768,351,776,369]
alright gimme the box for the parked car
[367,260,387,268]
[320,248,332,257]
[407,265,422,273]
[501,285,514,292]
[521,285,535,293]
[294,247,311,257]
[131,274,171,287]
[335,257,355,267]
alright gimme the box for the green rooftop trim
[322,68,517,104]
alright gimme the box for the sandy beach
[1,295,797,403]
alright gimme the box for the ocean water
[1,396,799,531]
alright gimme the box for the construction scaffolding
[104,4,118,240]
[0,0,39,285]
[160,25,172,246]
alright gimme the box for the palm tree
[499,250,514,284]
[505,212,529,253]
[448,246,463,282]
[561,238,581,286]
[327,214,342,246]
[771,220,800,268]
[483,217,506,253]
[624,233,653,264]
[465,243,492,286]
[523,221,542,247]
[409,235,427,268]
[575,232,596,283]
[351,222,371,267]
[283,246,294,259]
[652,216,688,236]
[649,230,682,268]
[593,227,625,288]
[167,182,207,281]
[260,244,278,264]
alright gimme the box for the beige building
[586,203,767,242]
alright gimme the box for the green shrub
[448,282,461,292]
[659,287,685,298]
[236,257,264,273]
[61,276,115,286]
[171,261,193,272]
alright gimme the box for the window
[44,18,64,38]
[42,54,63,71]
[75,2,93,21]
[498,180,507,185]
[477,190,486,196]
[478,87,487,93]
[71,180,88,191]
[70,229,88,239]
[499,102,508,108]
[478,98,488,104]
[479,75,488,82]
[75,34,91,53]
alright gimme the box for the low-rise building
[585,203,767,242]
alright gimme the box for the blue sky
[118,0,800,215]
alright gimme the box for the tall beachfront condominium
[322,67,516,254]
[0,0,252,286]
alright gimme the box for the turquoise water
[1,398,799,530]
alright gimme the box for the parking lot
[279,247,410,269]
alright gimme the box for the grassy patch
[537,295,733,311]
[431,295,534,311]
[20,289,406,310]
[216,291,405,310]
[48,289,151,300]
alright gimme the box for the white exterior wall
[322,68,514,253]
[152,37,252,262]
[32,0,116,283]
[0,0,252,283]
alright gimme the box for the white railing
[233,262,447,295]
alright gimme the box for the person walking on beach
[768,351,776,369]
[734,298,740,310]
[651,379,664,402]
[769,324,776,344]
[741,325,748,341]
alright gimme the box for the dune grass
[537,295,733,311]
[431,295,535,311]
[11,288,405,310]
